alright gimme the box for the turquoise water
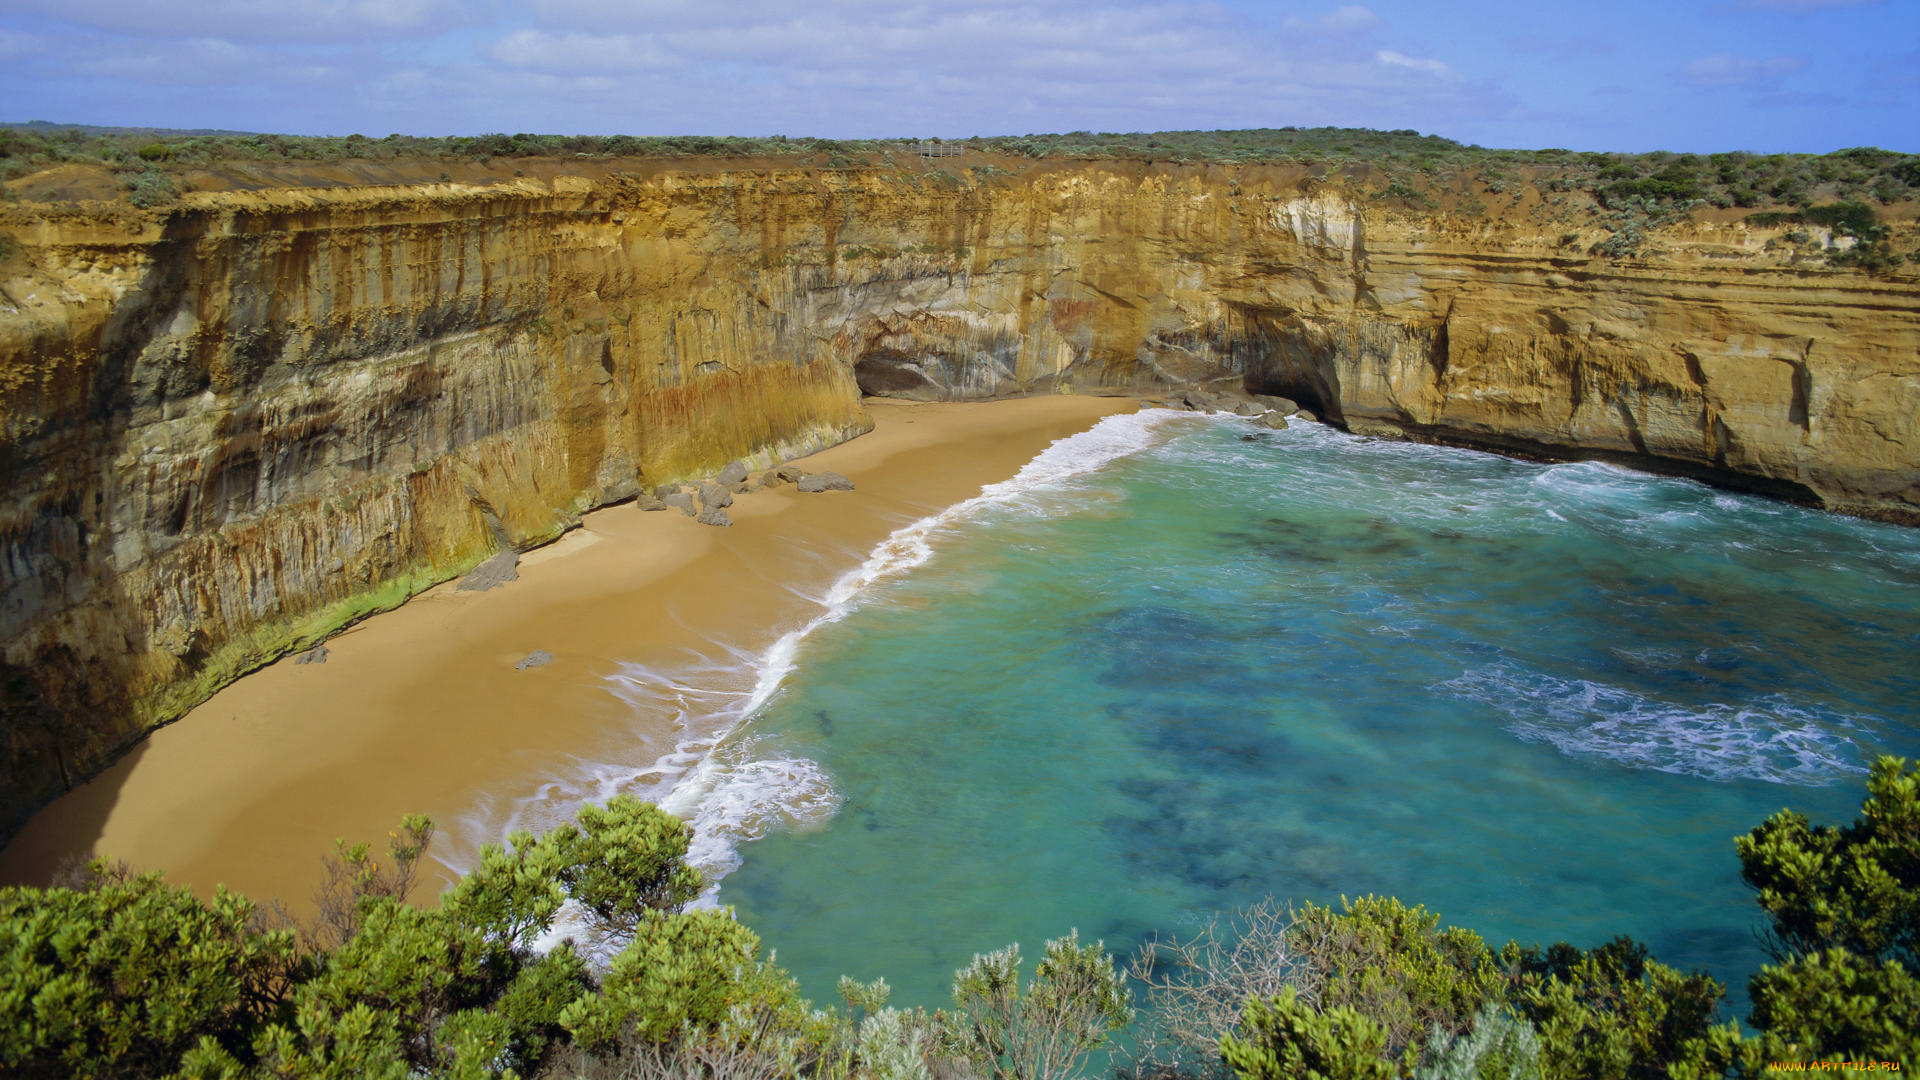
[665,413,1920,1015]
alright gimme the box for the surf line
[623,407,1195,895]
[436,409,1192,914]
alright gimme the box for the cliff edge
[1,156,1916,836]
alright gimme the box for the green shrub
[1220,986,1395,1080]
[559,908,769,1048]
[946,930,1133,1080]
[1801,201,1883,241]
[1731,756,1919,1063]
[552,794,703,941]
[0,869,298,1078]
[6,757,1914,1079]
[124,165,176,209]
[1509,937,1723,1080]
[1289,896,1512,1058]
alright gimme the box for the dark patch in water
[1650,925,1759,973]
[1085,606,1260,691]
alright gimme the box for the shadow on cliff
[0,212,204,866]
[1220,302,1346,424]
[0,651,148,886]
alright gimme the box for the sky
[1,0,1915,154]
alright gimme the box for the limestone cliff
[1,161,1916,834]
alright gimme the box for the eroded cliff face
[1,161,1916,832]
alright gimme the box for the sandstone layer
[2,161,1916,836]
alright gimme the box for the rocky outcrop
[1,161,1915,834]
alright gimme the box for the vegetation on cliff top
[3,757,1914,1078]
[3,123,1916,217]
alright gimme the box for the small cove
[650,410,1920,1015]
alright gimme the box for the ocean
[541,410,1920,1015]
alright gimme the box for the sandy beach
[0,395,1136,907]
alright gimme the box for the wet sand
[0,396,1136,907]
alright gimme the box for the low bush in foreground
[2,760,1913,1078]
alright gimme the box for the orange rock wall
[1,164,1914,832]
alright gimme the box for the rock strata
[0,159,1914,835]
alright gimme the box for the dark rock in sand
[698,482,734,509]
[755,470,784,489]
[635,490,669,511]
[696,505,733,527]
[295,644,329,665]
[797,471,855,493]
[515,650,554,670]
[717,460,749,487]
[775,464,808,483]
[1257,411,1290,430]
[663,492,696,516]
[457,551,520,592]
[654,483,683,498]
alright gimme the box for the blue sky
[1,0,1914,153]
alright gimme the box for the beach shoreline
[0,395,1138,907]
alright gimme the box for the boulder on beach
[755,470,784,489]
[295,644,329,665]
[635,490,669,511]
[1252,394,1301,415]
[717,460,749,487]
[1257,411,1290,430]
[457,551,520,592]
[698,482,734,509]
[663,492,696,516]
[775,464,808,483]
[696,505,733,527]
[797,471,855,493]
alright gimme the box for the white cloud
[1376,50,1453,78]
[470,0,1490,134]
[18,0,464,41]
[1,0,1510,141]
[486,29,676,74]
[1282,4,1381,34]
[1681,52,1808,86]
[0,29,50,59]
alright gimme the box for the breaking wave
[1440,662,1883,785]
[448,408,1187,910]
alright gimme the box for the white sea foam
[1440,662,1880,785]
[654,407,1187,893]
[447,408,1187,910]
